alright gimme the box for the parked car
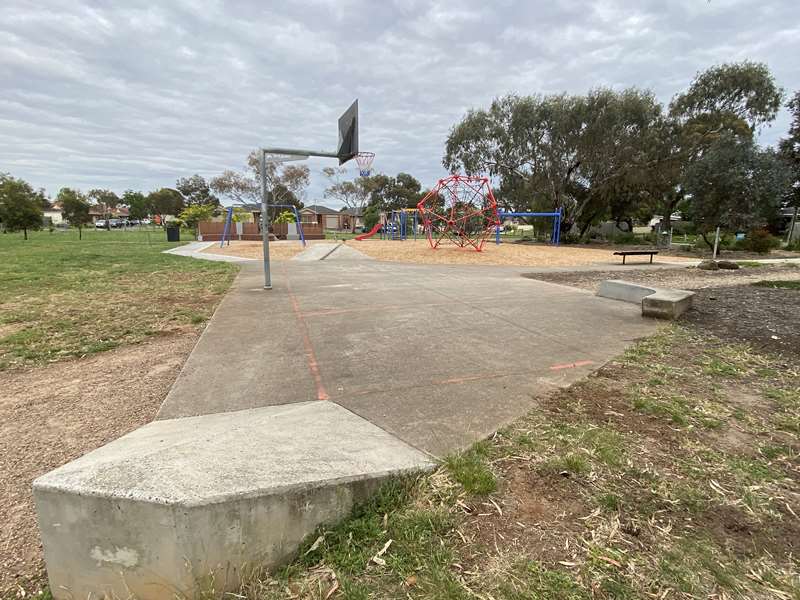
[108,219,122,228]
[95,220,107,228]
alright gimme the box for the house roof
[339,208,363,216]
[301,204,339,215]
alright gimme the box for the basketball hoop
[355,152,375,177]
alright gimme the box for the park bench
[613,250,659,264]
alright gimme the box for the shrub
[738,229,781,254]
[671,220,696,236]
[561,232,581,245]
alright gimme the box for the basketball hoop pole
[259,150,272,290]
[259,147,351,290]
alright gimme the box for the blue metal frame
[381,209,418,241]
[271,204,306,247]
[220,206,234,247]
[495,208,562,245]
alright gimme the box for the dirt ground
[345,239,699,267]
[204,239,699,267]
[0,333,199,597]
[203,240,315,260]
[529,263,800,358]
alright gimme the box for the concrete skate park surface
[159,259,656,453]
[35,251,658,598]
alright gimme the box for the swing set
[220,204,307,248]
[494,208,563,246]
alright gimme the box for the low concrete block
[597,280,657,304]
[291,243,341,261]
[597,280,694,320]
[34,402,433,600]
[642,289,695,320]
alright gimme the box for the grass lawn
[325,230,362,240]
[249,325,799,599]
[0,229,237,370]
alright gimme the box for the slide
[355,222,382,241]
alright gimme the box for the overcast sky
[2,0,798,208]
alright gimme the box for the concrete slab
[163,241,255,263]
[323,243,373,261]
[159,261,657,454]
[34,402,432,600]
[291,243,342,261]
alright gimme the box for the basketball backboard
[337,99,358,164]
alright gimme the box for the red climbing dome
[416,174,501,252]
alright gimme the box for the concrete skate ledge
[34,402,433,600]
[597,280,694,320]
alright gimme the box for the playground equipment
[417,175,501,252]
[220,204,307,247]
[220,206,234,247]
[355,221,381,240]
[495,208,562,246]
[381,209,418,241]
[354,209,419,241]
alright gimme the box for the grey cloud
[1,0,798,206]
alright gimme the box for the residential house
[43,203,64,226]
[300,204,342,230]
[338,207,364,232]
[88,204,129,223]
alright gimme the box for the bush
[611,231,654,245]
[737,229,781,254]
[671,220,696,236]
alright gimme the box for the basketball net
[355,152,375,177]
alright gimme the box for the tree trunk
[23,228,28,240]
[700,231,715,250]
[79,226,82,240]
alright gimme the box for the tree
[211,151,310,215]
[57,188,91,239]
[779,91,800,240]
[88,189,121,230]
[178,204,215,239]
[366,172,424,211]
[230,206,252,223]
[147,188,184,226]
[670,61,783,134]
[363,203,381,231]
[444,89,663,237]
[124,190,151,221]
[176,175,219,207]
[683,134,791,247]
[274,210,296,224]
[322,167,370,233]
[0,174,45,240]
